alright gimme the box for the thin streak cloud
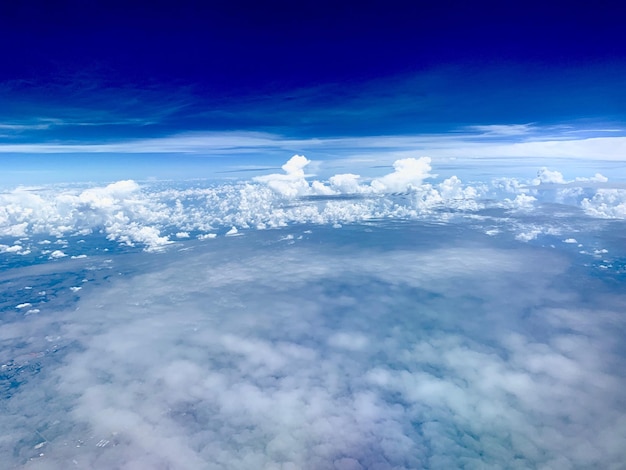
[1,130,625,161]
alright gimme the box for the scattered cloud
[49,250,67,259]
[1,156,625,256]
[253,155,314,197]
[581,189,626,219]
[370,157,433,192]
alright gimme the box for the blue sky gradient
[1,1,625,182]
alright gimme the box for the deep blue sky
[1,1,625,182]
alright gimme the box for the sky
[2,4,626,468]
[1,1,626,183]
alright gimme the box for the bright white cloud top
[1,155,625,252]
[1,155,626,469]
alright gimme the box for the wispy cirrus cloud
[0,117,159,134]
[4,61,625,142]
[0,122,55,131]
[0,75,195,140]
[463,123,538,136]
[1,129,625,161]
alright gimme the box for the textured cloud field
[1,155,626,256]
[1,156,626,469]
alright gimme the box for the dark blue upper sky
[1,1,625,182]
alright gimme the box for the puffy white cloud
[254,155,434,198]
[253,155,313,197]
[534,167,566,185]
[0,221,28,237]
[281,154,310,176]
[328,174,363,194]
[534,167,609,186]
[197,233,217,240]
[75,180,140,209]
[0,180,171,251]
[515,229,541,242]
[577,173,609,183]
[0,244,25,254]
[370,157,433,193]
[502,193,537,211]
[1,155,625,262]
[111,224,171,250]
[581,189,626,219]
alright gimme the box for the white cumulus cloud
[370,157,433,193]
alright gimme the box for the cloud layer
[1,225,625,468]
[0,155,624,257]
